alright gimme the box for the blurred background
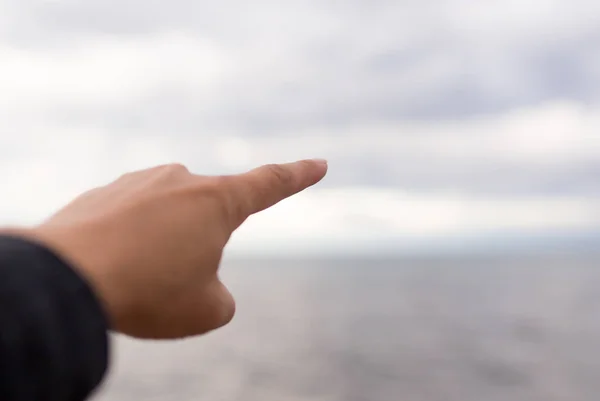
[0,0,599,400]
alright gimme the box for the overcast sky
[0,0,598,254]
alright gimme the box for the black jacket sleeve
[0,235,110,401]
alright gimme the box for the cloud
[1,98,598,201]
[0,0,598,254]
[0,33,226,111]
[2,0,600,124]
[228,188,600,255]
[0,101,597,255]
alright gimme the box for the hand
[7,160,327,339]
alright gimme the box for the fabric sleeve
[0,235,110,401]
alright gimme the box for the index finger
[224,159,328,226]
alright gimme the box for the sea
[93,254,600,401]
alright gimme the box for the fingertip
[226,159,329,222]
[306,158,329,181]
[312,158,328,166]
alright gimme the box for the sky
[0,0,598,255]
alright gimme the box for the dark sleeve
[0,235,110,401]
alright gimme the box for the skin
[1,159,328,340]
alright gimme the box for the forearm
[0,235,110,401]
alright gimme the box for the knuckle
[159,163,190,176]
[265,164,293,185]
[201,176,230,201]
[195,279,236,333]
[213,284,236,328]
[218,298,236,328]
[208,174,233,188]
[168,162,190,173]
[116,171,134,181]
[194,176,237,218]
[298,159,315,169]
[221,302,236,326]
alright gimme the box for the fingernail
[312,158,328,165]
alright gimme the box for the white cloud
[0,32,226,110]
[0,0,598,254]
[228,188,600,255]
[2,0,600,125]
[0,101,597,254]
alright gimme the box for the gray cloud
[0,0,599,201]
[3,0,600,120]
